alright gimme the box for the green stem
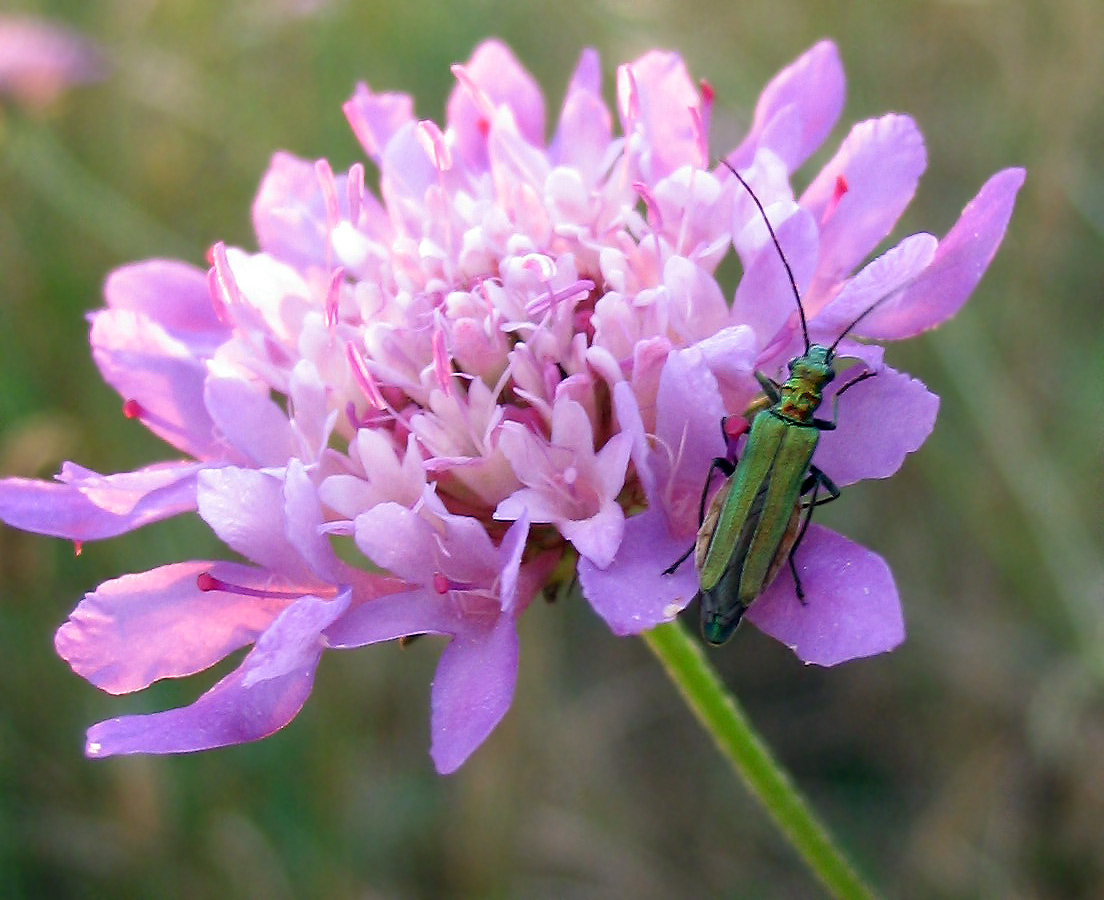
[641,618,880,900]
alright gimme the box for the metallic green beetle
[666,164,883,645]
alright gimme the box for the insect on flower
[666,164,905,645]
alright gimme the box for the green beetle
[667,164,885,645]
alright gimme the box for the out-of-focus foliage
[0,1,1099,898]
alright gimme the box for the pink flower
[0,15,105,110]
[0,40,1022,770]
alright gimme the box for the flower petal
[0,462,200,540]
[559,497,624,569]
[197,467,312,579]
[252,151,340,270]
[809,232,937,341]
[729,40,845,173]
[802,115,927,305]
[84,589,351,756]
[430,613,518,774]
[56,561,310,694]
[551,48,612,182]
[324,588,448,648]
[618,50,704,180]
[89,308,221,459]
[814,364,939,486]
[204,376,295,467]
[103,260,225,347]
[731,206,819,346]
[745,525,903,665]
[447,40,544,171]
[578,508,696,635]
[343,82,414,162]
[855,168,1026,339]
[655,344,730,513]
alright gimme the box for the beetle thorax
[774,344,835,423]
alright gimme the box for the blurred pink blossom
[0,15,105,110]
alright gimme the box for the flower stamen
[195,571,306,600]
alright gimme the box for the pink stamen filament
[315,158,341,230]
[347,163,365,225]
[525,279,595,318]
[432,328,453,395]
[121,398,187,438]
[325,267,345,330]
[433,572,482,594]
[210,242,244,308]
[346,343,388,410]
[196,571,306,600]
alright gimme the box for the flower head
[0,15,105,111]
[0,40,1022,770]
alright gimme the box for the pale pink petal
[855,168,1026,339]
[56,561,311,694]
[549,397,595,460]
[591,431,633,501]
[496,513,529,613]
[343,82,415,162]
[196,467,312,579]
[430,613,518,774]
[0,462,199,540]
[378,121,437,219]
[204,376,295,467]
[618,50,704,180]
[353,493,501,587]
[89,309,221,459]
[551,48,612,181]
[655,344,730,509]
[731,207,819,345]
[447,40,544,170]
[494,487,562,530]
[283,459,342,582]
[85,590,351,756]
[578,508,696,634]
[809,232,938,341]
[801,115,927,303]
[103,260,225,347]
[611,382,655,501]
[813,364,939,486]
[252,151,342,270]
[663,256,730,344]
[559,498,624,569]
[729,40,845,173]
[288,359,334,458]
[324,587,447,648]
[746,526,904,665]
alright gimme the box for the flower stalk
[642,619,879,900]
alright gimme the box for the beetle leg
[813,368,878,430]
[663,453,737,576]
[701,455,735,521]
[754,370,782,403]
[800,465,840,508]
[787,466,841,601]
[663,543,695,575]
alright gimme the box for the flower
[0,40,1023,771]
[0,15,105,111]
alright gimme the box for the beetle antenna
[721,159,809,352]
[827,289,900,354]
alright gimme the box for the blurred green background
[0,0,1101,897]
